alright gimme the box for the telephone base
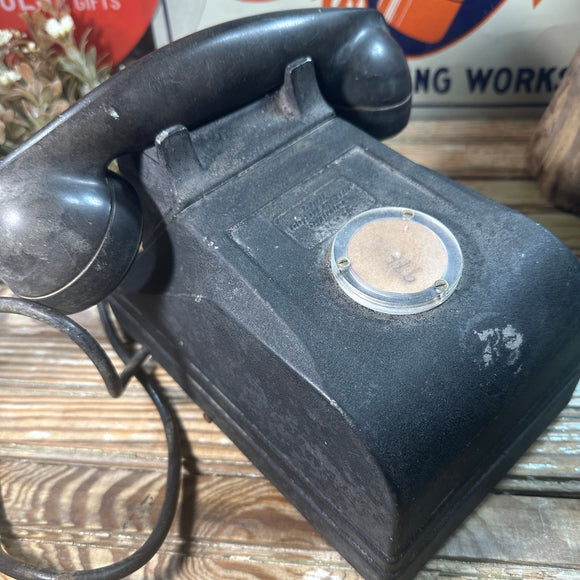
[112,59,580,580]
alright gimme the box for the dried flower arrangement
[0,0,111,156]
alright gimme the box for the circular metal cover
[331,207,463,314]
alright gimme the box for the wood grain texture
[528,48,580,214]
[389,119,535,179]
[0,118,578,579]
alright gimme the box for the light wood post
[528,47,580,215]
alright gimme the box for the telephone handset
[0,8,410,314]
[1,7,579,580]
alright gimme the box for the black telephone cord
[0,297,181,579]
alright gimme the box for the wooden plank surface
[0,118,578,579]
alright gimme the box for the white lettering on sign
[0,0,121,10]
[322,0,367,7]
[0,0,39,11]
[72,0,121,10]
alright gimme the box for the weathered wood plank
[386,120,537,179]
[0,547,577,580]
[460,179,580,257]
[439,495,580,567]
[461,178,547,206]
[389,119,536,143]
[388,142,529,179]
[0,549,579,580]
[421,560,580,580]
[0,461,578,578]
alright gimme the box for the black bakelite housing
[111,59,580,580]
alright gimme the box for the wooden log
[528,47,580,214]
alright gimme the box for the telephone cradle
[0,9,579,580]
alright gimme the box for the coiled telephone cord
[0,297,181,580]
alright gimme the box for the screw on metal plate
[336,257,351,270]
[434,279,449,292]
[401,209,415,220]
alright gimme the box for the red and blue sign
[371,0,509,57]
[0,0,159,64]
[320,0,543,58]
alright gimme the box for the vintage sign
[0,0,158,63]
[151,0,580,115]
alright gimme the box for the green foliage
[0,0,111,156]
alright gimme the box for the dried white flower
[60,15,75,34]
[22,40,38,54]
[45,19,61,38]
[0,29,13,47]
[45,15,74,39]
[0,70,22,87]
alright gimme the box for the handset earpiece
[0,162,142,314]
[320,17,412,137]
[0,8,411,313]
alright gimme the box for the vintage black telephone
[0,8,579,580]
